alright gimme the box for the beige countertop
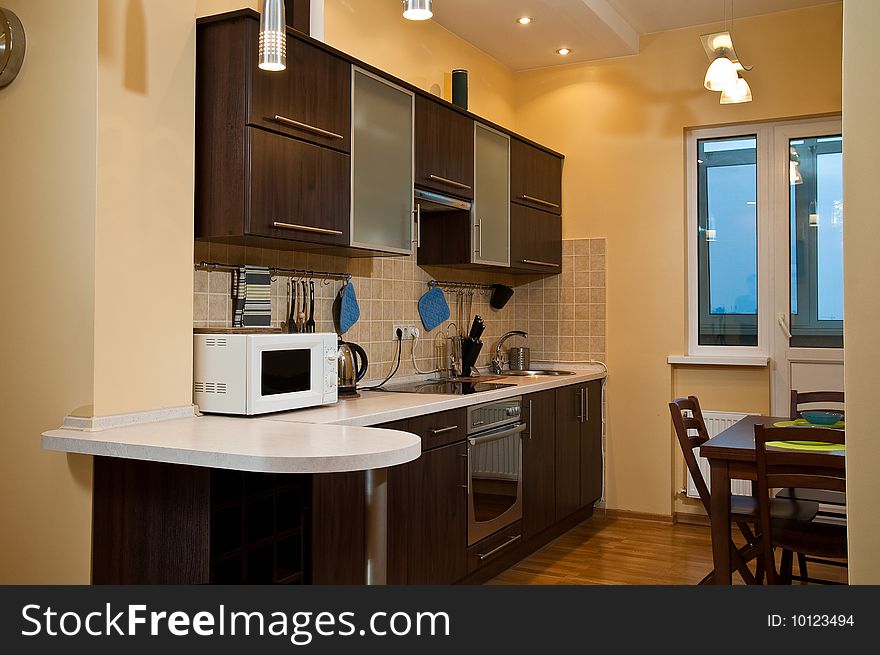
[42,365,605,473]
[267,365,607,427]
[42,416,421,474]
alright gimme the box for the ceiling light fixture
[258,0,286,71]
[516,16,533,25]
[556,48,571,56]
[403,0,433,21]
[720,74,752,104]
[701,0,753,103]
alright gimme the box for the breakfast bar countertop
[42,416,421,474]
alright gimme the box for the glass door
[772,119,844,414]
[472,123,510,266]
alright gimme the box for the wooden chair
[754,425,847,584]
[669,397,818,585]
[780,390,847,581]
[789,389,845,420]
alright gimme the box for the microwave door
[248,336,325,414]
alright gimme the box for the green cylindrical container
[452,69,468,109]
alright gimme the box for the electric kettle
[337,339,369,397]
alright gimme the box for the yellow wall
[514,4,842,516]
[0,0,98,583]
[842,0,880,583]
[323,0,516,127]
[93,0,196,415]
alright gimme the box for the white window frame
[686,123,773,358]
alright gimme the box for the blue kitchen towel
[339,282,360,334]
[418,286,450,331]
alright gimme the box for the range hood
[414,188,472,212]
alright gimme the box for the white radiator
[471,436,520,481]
[686,410,752,499]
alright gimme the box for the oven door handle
[468,423,527,446]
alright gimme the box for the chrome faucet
[492,330,528,374]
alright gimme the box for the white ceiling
[431,0,838,70]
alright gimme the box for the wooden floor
[489,515,848,585]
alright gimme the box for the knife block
[460,338,482,376]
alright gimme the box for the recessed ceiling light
[516,16,533,25]
[556,48,572,56]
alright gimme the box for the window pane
[816,152,843,321]
[697,136,758,346]
[789,136,843,347]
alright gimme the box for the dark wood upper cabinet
[247,128,350,246]
[249,35,351,153]
[414,95,474,200]
[522,390,557,541]
[510,203,562,274]
[511,138,563,214]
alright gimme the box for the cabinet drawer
[409,409,468,451]
[510,203,562,273]
[511,138,562,215]
[246,128,350,246]
[466,521,522,574]
[249,35,351,153]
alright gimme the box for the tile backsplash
[193,238,606,382]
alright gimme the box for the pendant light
[701,0,753,102]
[403,0,433,21]
[258,0,286,71]
[720,75,752,104]
[704,56,738,91]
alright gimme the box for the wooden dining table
[699,415,846,585]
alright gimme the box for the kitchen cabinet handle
[413,204,422,248]
[520,194,560,209]
[468,423,527,447]
[576,388,585,423]
[525,399,533,440]
[428,174,472,190]
[477,534,521,560]
[273,114,345,140]
[273,222,344,236]
[520,259,560,268]
[474,220,483,256]
[429,425,459,435]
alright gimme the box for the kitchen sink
[499,369,575,376]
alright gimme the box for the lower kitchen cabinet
[555,380,603,522]
[399,441,468,584]
[380,413,468,585]
[580,381,603,507]
[522,390,557,540]
[309,471,366,585]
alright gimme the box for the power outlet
[392,324,418,340]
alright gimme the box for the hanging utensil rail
[428,279,493,295]
[196,261,352,285]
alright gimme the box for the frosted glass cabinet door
[473,124,510,266]
[351,68,414,254]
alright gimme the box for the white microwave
[194,332,338,415]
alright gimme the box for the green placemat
[773,418,845,429]
[766,440,845,452]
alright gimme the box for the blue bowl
[801,410,844,426]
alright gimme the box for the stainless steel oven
[466,396,525,545]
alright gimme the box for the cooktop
[377,380,516,395]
